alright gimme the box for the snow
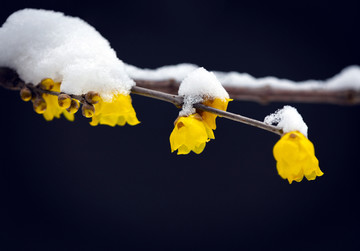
[177,67,229,116]
[178,67,229,100]
[125,64,360,91]
[264,106,308,137]
[125,64,198,82]
[0,9,134,101]
[1,8,359,102]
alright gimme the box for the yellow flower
[170,113,214,154]
[200,98,232,129]
[273,131,323,184]
[169,97,231,155]
[90,93,140,127]
[41,80,74,121]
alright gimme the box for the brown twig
[131,86,282,135]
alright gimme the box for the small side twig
[131,85,282,135]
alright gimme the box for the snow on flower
[264,106,323,183]
[0,9,138,125]
[170,67,231,154]
[264,105,308,137]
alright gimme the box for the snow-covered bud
[82,103,95,118]
[33,96,47,114]
[67,99,79,114]
[20,87,32,102]
[58,94,72,108]
[85,91,101,104]
[39,78,55,91]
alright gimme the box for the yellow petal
[201,98,232,129]
[169,114,214,155]
[91,93,140,127]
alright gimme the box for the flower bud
[82,103,95,118]
[39,78,55,91]
[67,99,80,114]
[20,87,32,102]
[58,94,72,108]
[33,96,47,114]
[85,91,101,104]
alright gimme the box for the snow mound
[0,9,134,101]
[178,67,229,116]
[264,106,308,137]
[125,63,198,82]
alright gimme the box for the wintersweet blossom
[273,131,323,184]
[90,94,139,127]
[170,113,214,154]
[169,67,231,155]
[170,97,231,154]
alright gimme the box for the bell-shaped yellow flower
[90,93,140,127]
[200,98,232,129]
[273,131,323,184]
[41,80,74,121]
[170,113,215,155]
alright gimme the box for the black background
[1,1,360,250]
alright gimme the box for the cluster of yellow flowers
[20,78,139,127]
[20,78,78,121]
[19,79,323,184]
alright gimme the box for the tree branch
[135,79,360,105]
[0,66,284,135]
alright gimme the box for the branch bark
[135,79,360,105]
[2,67,360,105]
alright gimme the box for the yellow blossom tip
[58,94,72,108]
[82,103,95,118]
[33,96,47,114]
[20,87,32,102]
[85,91,101,104]
[39,78,55,91]
[67,99,80,114]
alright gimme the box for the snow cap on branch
[0,9,134,101]
[178,67,229,116]
[264,106,308,137]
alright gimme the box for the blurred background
[1,0,359,250]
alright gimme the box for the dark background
[1,1,359,250]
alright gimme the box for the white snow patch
[125,63,198,82]
[126,64,360,91]
[0,9,134,101]
[177,67,229,116]
[264,106,308,137]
